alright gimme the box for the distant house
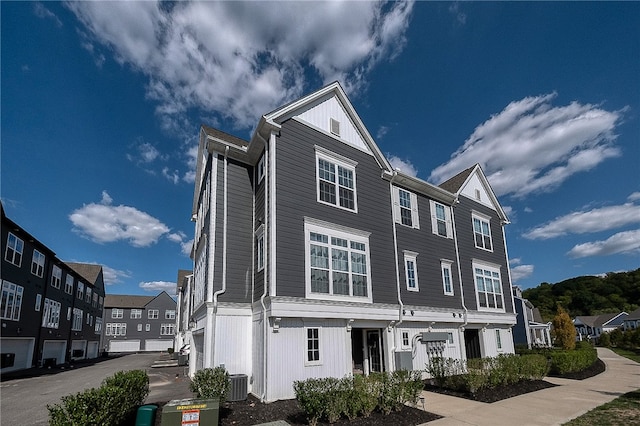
[512,286,551,348]
[1,205,105,373]
[574,312,628,340]
[103,292,176,353]
[622,307,640,331]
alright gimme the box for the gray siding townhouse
[103,292,176,353]
[574,312,628,340]
[512,286,551,348]
[622,307,640,331]
[185,82,517,401]
[1,205,105,373]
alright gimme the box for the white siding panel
[482,327,515,357]
[252,317,265,398]
[1,338,35,372]
[214,314,252,376]
[395,326,462,377]
[296,97,371,153]
[460,174,495,210]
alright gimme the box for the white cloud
[69,192,170,247]
[66,1,415,131]
[568,229,640,258]
[628,192,640,202]
[429,93,624,198]
[34,3,63,27]
[388,154,418,177]
[377,126,390,139]
[448,2,467,26]
[523,202,640,240]
[167,232,193,256]
[139,281,177,295]
[101,264,131,285]
[511,264,534,283]
[162,167,180,184]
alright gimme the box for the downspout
[260,131,272,402]
[388,171,404,364]
[450,197,468,354]
[212,146,230,366]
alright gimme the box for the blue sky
[2,2,638,296]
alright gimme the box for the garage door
[1,338,35,373]
[144,339,173,352]
[71,340,87,360]
[109,340,140,352]
[42,340,66,366]
[86,341,99,359]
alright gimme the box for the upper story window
[51,266,62,289]
[403,251,419,292]
[1,281,23,321]
[77,282,84,300]
[165,310,176,319]
[148,309,159,319]
[256,225,265,272]
[71,308,83,331]
[31,250,45,277]
[93,292,98,307]
[393,187,419,229]
[257,155,265,183]
[5,233,24,267]
[430,201,452,238]
[315,147,357,212]
[42,299,61,329]
[441,260,454,296]
[474,262,504,312]
[111,308,123,319]
[161,324,175,335]
[95,317,103,334]
[472,213,493,251]
[99,296,104,308]
[131,309,142,319]
[105,323,126,336]
[65,275,74,295]
[305,219,371,303]
[85,287,92,303]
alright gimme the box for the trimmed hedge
[548,347,598,375]
[48,369,149,426]
[189,366,231,401]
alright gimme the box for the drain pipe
[387,170,404,363]
[450,197,468,353]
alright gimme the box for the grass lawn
[610,347,640,364]
[563,389,640,425]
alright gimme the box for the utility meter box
[161,398,219,426]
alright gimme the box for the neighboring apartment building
[574,312,628,340]
[103,292,176,353]
[185,82,517,401]
[1,205,105,373]
[512,286,551,348]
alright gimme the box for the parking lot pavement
[146,357,194,404]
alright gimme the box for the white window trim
[429,200,453,238]
[35,294,42,312]
[472,260,505,313]
[304,218,372,303]
[111,308,123,319]
[137,324,143,332]
[257,155,265,183]
[77,282,84,300]
[31,250,45,277]
[446,332,455,346]
[329,117,341,137]
[393,187,420,229]
[256,225,265,272]
[165,310,176,319]
[315,146,358,213]
[130,309,142,319]
[304,326,322,366]
[148,309,159,319]
[472,211,493,252]
[441,260,454,296]
[403,251,419,292]
[401,329,411,349]
[51,266,62,289]
[145,324,151,332]
[64,275,74,295]
[5,233,23,267]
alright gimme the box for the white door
[42,340,67,365]
[1,338,35,372]
[144,339,173,352]
[109,339,141,352]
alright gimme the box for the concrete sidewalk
[418,348,640,426]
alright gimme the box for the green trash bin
[135,404,158,426]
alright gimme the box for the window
[106,323,126,336]
[95,317,103,334]
[41,299,61,328]
[99,296,104,308]
[447,332,454,345]
[67,307,71,321]
[496,329,503,351]
[316,148,357,212]
[131,309,142,319]
[161,324,175,335]
[165,310,176,320]
[305,220,371,302]
[401,330,410,349]
[85,287,92,303]
[31,250,45,277]
[5,233,23,266]
[92,292,98,307]
[77,282,84,300]
[50,266,62,289]
[430,201,452,238]
[474,263,504,312]
[403,251,419,292]
[473,214,493,251]
[148,309,159,319]
[72,308,83,331]
[1,281,23,321]
[441,261,454,296]
[35,294,42,311]
[257,155,265,183]
[306,327,321,365]
[86,313,91,325]
[255,225,265,272]
[65,275,74,295]
[137,324,143,331]
[145,324,151,332]
[393,187,419,228]
[112,308,123,319]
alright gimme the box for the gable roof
[104,294,155,309]
[625,307,640,321]
[66,262,102,285]
[439,165,475,193]
[574,312,627,328]
[177,269,192,291]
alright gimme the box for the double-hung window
[85,287,92,303]
[161,324,175,335]
[472,213,493,251]
[95,317,103,334]
[393,187,419,228]
[130,309,142,319]
[305,327,321,365]
[165,310,176,319]
[316,147,357,212]
[148,309,159,319]
[256,225,265,272]
[77,282,84,300]
[64,275,74,295]
[51,266,62,289]
[430,201,452,238]
[72,308,83,331]
[403,251,419,292]
[305,219,371,302]
[106,323,126,336]
[473,262,504,311]
[31,250,45,277]
[5,233,23,266]
[1,281,23,321]
[441,260,454,296]
[112,308,123,319]
[41,298,61,328]
[401,330,410,349]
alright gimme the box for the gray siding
[274,119,397,304]
[254,152,266,303]
[453,196,514,313]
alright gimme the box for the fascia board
[459,165,510,224]
[383,170,457,204]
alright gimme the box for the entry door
[366,330,383,373]
[464,329,482,359]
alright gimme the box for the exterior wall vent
[330,118,341,136]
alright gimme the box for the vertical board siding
[214,314,252,375]
[274,119,397,304]
[251,317,265,397]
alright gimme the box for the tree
[552,305,576,350]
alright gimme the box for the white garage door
[42,340,66,365]
[1,338,35,373]
[109,340,141,352]
[86,341,99,359]
[71,340,87,360]
[144,339,173,352]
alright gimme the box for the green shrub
[353,374,379,418]
[293,377,328,426]
[190,366,230,401]
[48,370,149,426]
[549,347,597,374]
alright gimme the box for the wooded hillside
[521,268,640,322]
